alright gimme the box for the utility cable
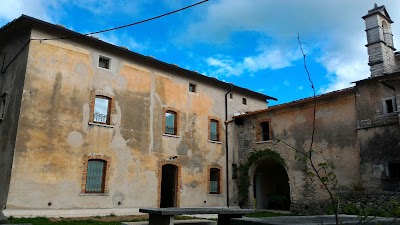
[1,0,210,74]
[32,0,209,41]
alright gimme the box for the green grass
[246,211,295,218]
[7,217,143,225]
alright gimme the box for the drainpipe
[225,84,233,208]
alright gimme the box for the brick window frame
[256,118,272,141]
[81,154,111,194]
[157,160,182,208]
[163,107,180,136]
[207,165,223,194]
[208,116,222,142]
[89,91,115,126]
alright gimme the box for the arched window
[85,159,107,193]
[209,119,220,141]
[209,168,221,194]
[165,110,177,135]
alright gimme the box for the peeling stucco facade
[0,16,271,217]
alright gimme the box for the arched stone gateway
[238,149,291,210]
[251,159,291,210]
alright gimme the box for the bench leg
[218,214,243,225]
[149,214,174,225]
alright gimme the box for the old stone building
[234,4,400,214]
[0,16,276,217]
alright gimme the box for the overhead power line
[2,0,210,74]
[32,0,210,41]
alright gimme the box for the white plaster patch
[82,103,90,132]
[187,149,192,158]
[67,131,83,148]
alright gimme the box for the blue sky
[1,0,399,105]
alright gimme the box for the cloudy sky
[1,0,399,105]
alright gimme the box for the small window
[383,97,396,114]
[189,83,196,93]
[85,160,107,193]
[209,168,221,194]
[94,96,111,124]
[210,119,219,141]
[0,93,6,121]
[98,56,111,69]
[242,98,247,105]
[229,93,233,99]
[165,110,177,135]
[388,162,400,179]
[261,121,270,141]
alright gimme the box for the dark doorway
[160,164,178,208]
[253,159,290,210]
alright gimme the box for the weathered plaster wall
[0,30,30,209]
[236,90,359,213]
[5,27,267,214]
[355,80,400,191]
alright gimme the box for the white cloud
[180,0,400,93]
[205,45,302,77]
[0,0,53,23]
[283,80,290,86]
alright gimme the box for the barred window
[94,96,111,124]
[98,56,111,69]
[209,168,220,194]
[165,110,177,135]
[210,120,219,141]
[85,160,106,193]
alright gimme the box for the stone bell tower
[363,4,396,77]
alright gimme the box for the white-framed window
[382,96,396,114]
[98,55,111,70]
[0,92,7,121]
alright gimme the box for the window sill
[207,193,223,197]
[88,122,114,128]
[208,140,222,144]
[162,134,180,138]
[79,193,109,196]
[256,140,273,144]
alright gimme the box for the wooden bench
[139,208,255,225]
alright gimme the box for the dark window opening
[385,99,394,113]
[0,93,6,121]
[229,93,233,99]
[85,160,106,193]
[209,168,220,194]
[242,98,247,105]
[210,120,219,141]
[99,56,110,69]
[189,83,196,92]
[165,111,177,135]
[388,163,400,179]
[261,122,270,141]
[94,96,111,124]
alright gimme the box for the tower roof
[362,4,393,23]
